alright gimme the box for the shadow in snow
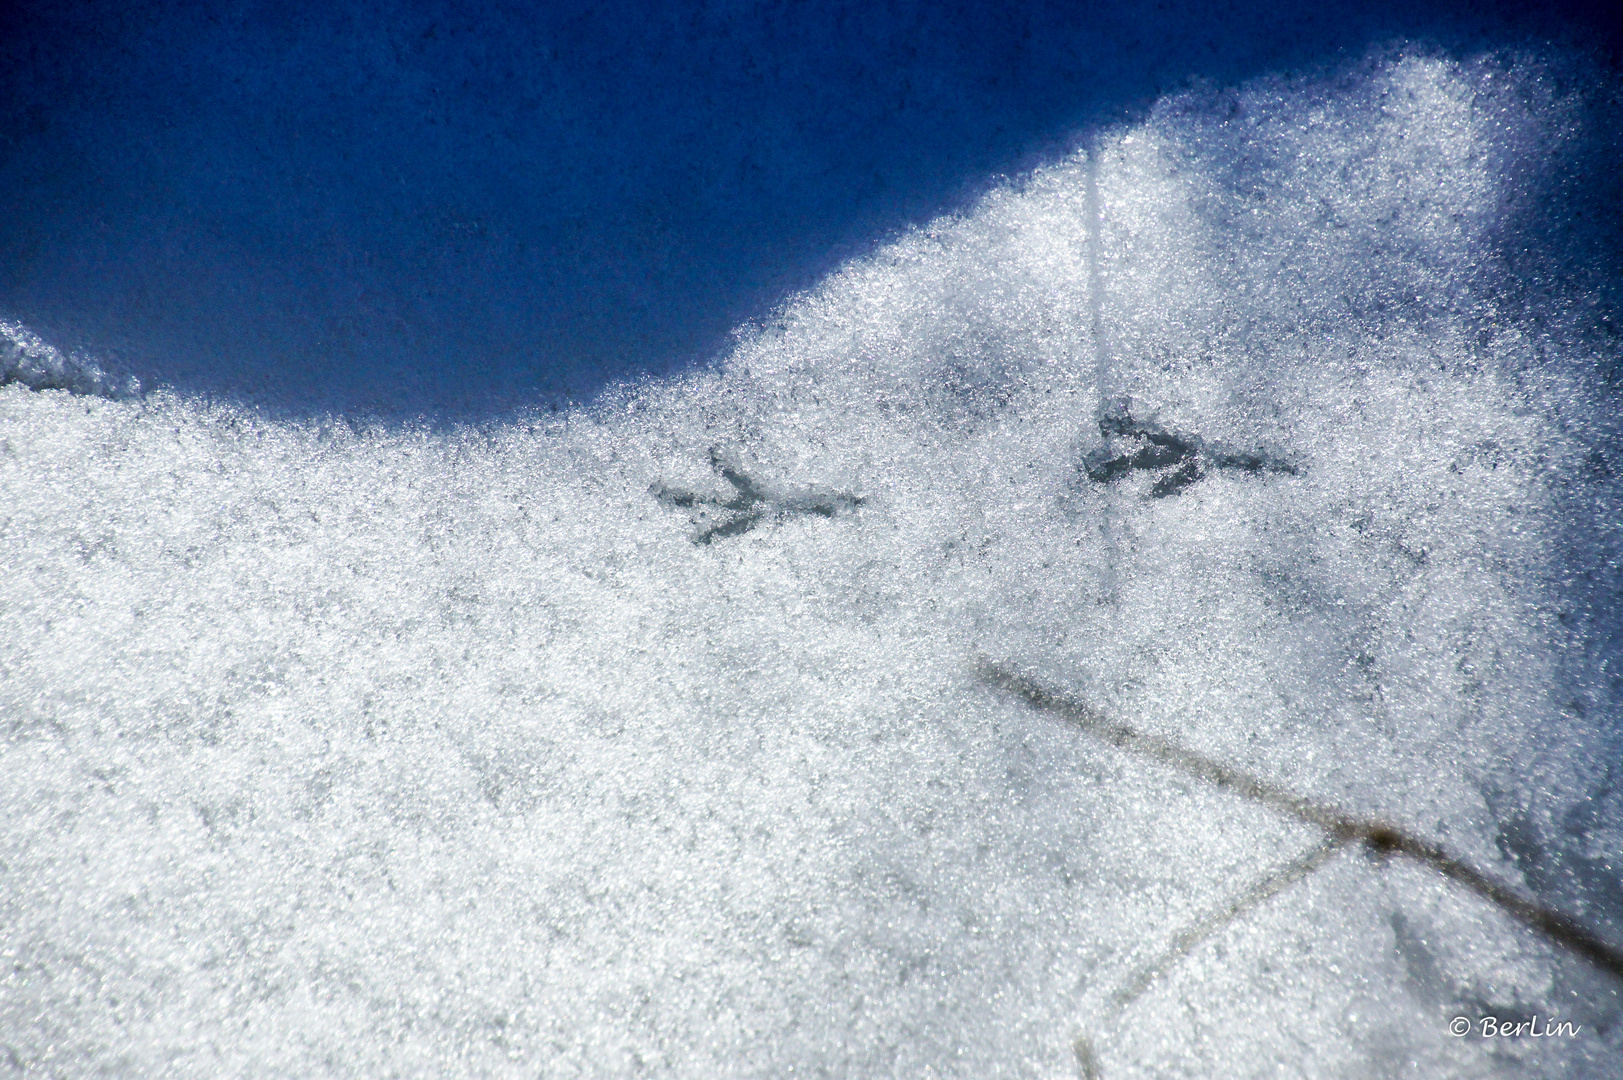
[2,0,1614,420]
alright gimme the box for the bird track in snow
[1082,403,1298,498]
[651,446,865,544]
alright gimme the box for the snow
[3,46,1622,1079]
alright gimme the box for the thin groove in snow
[975,659,1623,1074]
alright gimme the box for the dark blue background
[2,0,1618,418]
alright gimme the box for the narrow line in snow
[976,660,1623,985]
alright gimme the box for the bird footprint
[1082,403,1297,498]
[652,447,864,544]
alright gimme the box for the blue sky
[2,0,1618,417]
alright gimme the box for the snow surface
[4,48,1623,1078]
